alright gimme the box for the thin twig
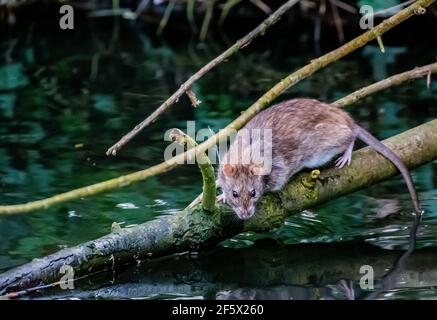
[157,0,176,36]
[249,0,272,14]
[134,0,150,20]
[186,0,197,31]
[332,62,437,107]
[0,270,103,300]
[330,0,357,14]
[200,0,217,41]
[186,88,202,107]
[105,0,301,156]
[89,0,120,81]
[376,35,385,53]
[329,0,345,43]
[219,0,243,25]
[373,0,416,18]
[87,8,131,17]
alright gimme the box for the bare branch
[105,0,301,156]
[332,62,437,107]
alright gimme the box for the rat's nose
[239,208,253,220]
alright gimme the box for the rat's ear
[223,164,235,176]
[249,164,262,176]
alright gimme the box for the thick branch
[105,0,301,156]
[1,119,436,295]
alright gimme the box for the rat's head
[218,163,265,220]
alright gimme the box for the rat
[217,98,421,220]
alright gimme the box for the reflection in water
[217,211,424,300]
[20,238,437,300]
[372,198,402,219]
[216,286,330,300]
[365,212,422,299]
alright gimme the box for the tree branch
[332,62,437,107]
[0,0,434,215]
[169,129,216,211]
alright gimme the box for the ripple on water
[116,203,140,209]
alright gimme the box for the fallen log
[0,119,436,295]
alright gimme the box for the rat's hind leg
[334,140,355,168]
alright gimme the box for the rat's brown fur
[218,98,420,220]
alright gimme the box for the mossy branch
[169,129,216,212]
[0,0,435,215]
[1,119,436,295]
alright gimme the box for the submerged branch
[1,119,436,295]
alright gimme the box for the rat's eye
[250,189,256,198]
[232,190,239,198]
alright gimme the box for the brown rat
[218,98,421,219]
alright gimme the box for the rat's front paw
[217,193,226,203]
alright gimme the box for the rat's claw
[335,144,353,169]
[335,141,354,169]
[216,194,225,203]
[334,157,346,168]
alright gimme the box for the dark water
[0,8,436,299]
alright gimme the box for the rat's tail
[354,124,422,214]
